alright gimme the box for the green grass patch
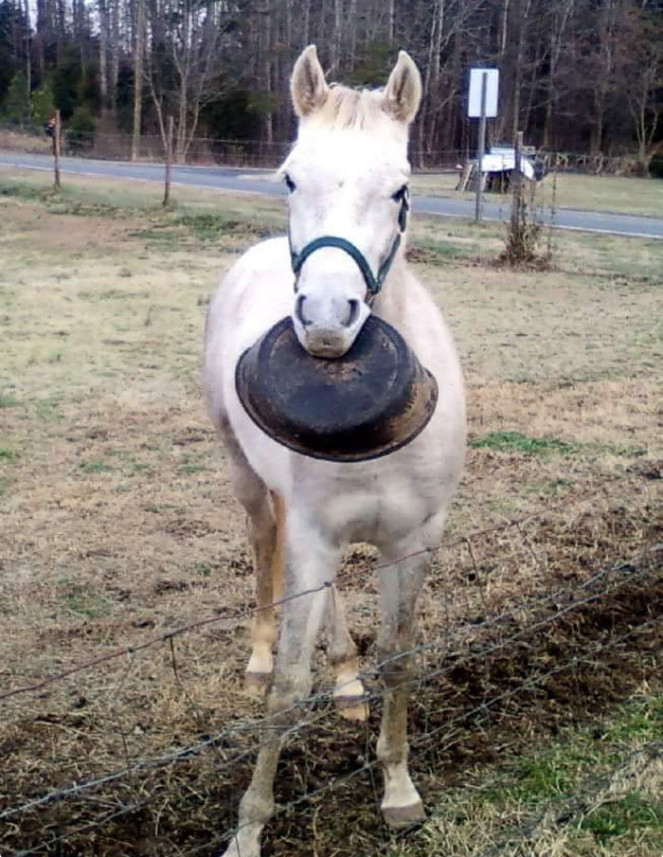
[33,394,64,422]
[0,181,52,203]
[580,793,663,843]
[602,694,663,743]
[175,212,280,241]
[193,561,212,577]
[0,447,18,461]
[79,459,113,474]
[470,430,576,455]
[179,463,208,475]
[59,582,112,619]
[407,238,473,266]
[398,692,663,857]
[469,431,645,459]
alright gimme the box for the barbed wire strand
[0,487,615,704]
[168,617,660,857]
[1,542,657,832]
[8,616,655,857]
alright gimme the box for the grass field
[411,170,663,218]
[0,169,661,856]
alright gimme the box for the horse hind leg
[326,586,369,721]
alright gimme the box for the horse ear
[382,51,422,124]
[291,45,330,118]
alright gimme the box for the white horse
[204,46,466,857]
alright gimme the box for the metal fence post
[474,72,488,223]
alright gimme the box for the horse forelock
[303,85,404,139]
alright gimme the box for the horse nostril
[344,299,360,328]
[295,294,311,326]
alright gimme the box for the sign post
[468,68,499,224]
[474,73,487,223]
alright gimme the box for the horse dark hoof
[381,801,425,828]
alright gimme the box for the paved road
[2,151,662,240]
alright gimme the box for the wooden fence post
[510,130,524,237]
[53,109,61,192]
[163,115,174,208]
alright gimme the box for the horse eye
[391,184,408,204]
[284,173,296,193]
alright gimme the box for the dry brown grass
[0,128,52,155]
[0,177,661,855]
[411,170,663,218]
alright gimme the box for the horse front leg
[376,546,429,827]
[245,491,285,693]
[222,522,340,857]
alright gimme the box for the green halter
[289,190,409,302]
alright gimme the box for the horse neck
[372,252,409,325]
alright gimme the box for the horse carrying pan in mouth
[204,45,466,857]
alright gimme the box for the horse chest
[306,465,441,545]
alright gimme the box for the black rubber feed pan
[236,315,438,462]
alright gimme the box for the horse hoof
[381,801,425,828]
[244,671,271,695]
[335,695,370,722]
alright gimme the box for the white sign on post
[468,68,499,118]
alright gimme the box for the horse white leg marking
[222,522,340,857]
[376,548,429,827]
[326,586,368,721]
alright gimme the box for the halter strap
[289,192,409,302]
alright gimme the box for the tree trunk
[331,0,342,72]
[109,0,120,100]
[24,0,31,101]
[303,0,310,45]
[422,0,444,159]
[263,2,273,145]
[347,0,356,67]
[99,0,108,106]
[131,0,146,161]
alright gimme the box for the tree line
[0,0,661,171]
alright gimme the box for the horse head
[282,45,422,358]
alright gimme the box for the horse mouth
[298,329,355,359]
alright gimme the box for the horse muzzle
[292,290,371,358]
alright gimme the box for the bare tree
[620,5,663,172]
[144,0,226,161]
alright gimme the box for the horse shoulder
[204,235,293,427]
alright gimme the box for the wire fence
[0,122,649,175]
[1,482,661,856]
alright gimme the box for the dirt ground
[0,180,661,856]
